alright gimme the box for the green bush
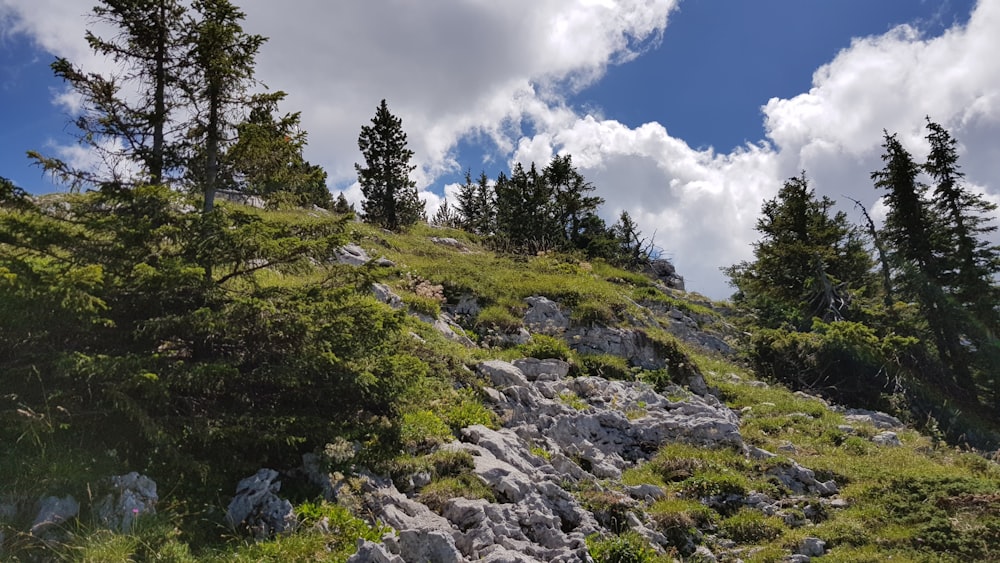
[581,354,633,381]
[400,410,453,454]
[519,334,573,361]
[719,508,783,543]
[587,531,665,563]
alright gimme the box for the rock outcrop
[226,468,296,539]
[93,472,158,533]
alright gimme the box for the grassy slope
[3,211,999,562]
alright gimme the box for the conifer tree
[725,174,872,330]
[544,154,604,248]
[30,0,187,188]
[226,93,331,208]
[356,99,424,230]
[873,131,972,388]
[184,0,266,213]
[923,120,1000,334]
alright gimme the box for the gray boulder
[93,472,158,533]
[336,244,371,266]
[226,469,296,538]
[523,296,570,335]
[372,283,404,309]
[873,431,902,447]
[31,495,79,537]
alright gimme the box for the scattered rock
[430,237,469,251]
[843,409,904,430]
[348,539,405,563]
[512,357,571,381]
[873,431,902,447]
[93,472,158,533]
[371,283,404,309]
[31,495,79,538]
[799,536,826,557]
[336,243,371,266]
[433,314,476,347]
[226,469,296,539]
[523,296,570,335]
[647,259,685,290]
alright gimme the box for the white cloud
[3,0,1000,299]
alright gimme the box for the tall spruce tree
[544,154,604,249]
[725,174,873,330]
[355,99,424,230]
[30,0,187,188]
[226,92,331,208]
[873,131,972,389]
[184,0,266,213]
[923,120,1000,335]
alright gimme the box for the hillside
[2,198,1000,562]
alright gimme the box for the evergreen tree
[923,120,1000,334]
[226,93,331,208]
[873,131,972,389]
[494,162,557,252]
[333,192,355,215]
[544,154,604,248]
[183,0,266,213]
[356,99,424,230]
[431,198,462,228]
[725,173,873,330]
[612,210,651,269]
[30,0,187,188]
[454,170,495,235]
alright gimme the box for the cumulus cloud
[511,0,1000,298]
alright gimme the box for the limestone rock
[348,539,405,563]
[430,237,469,251]
[93,472,158,533]
[372,283,404,309]
[523,296,570,335]
[434,314,476,347]
[799,537,826,557]
[31,495,79,537]
[873,431,901,447]
[336,243,371,266]
[512,357,570,381]
[843,409,904,430]
[226,469,296,538]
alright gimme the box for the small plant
[444,388,499,431]
[579,488,634,533]
[559,391,589,411]
[587,531,667,563]
[475,304,523,332]
[418,474,495,513]
[520,334,573,361]
[719,508,783,543]
[581,354,633,381]
[400,410,453,454]
[530,446,552,461]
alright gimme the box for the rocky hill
[3,208,1000,562]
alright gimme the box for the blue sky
[0,0,995,298]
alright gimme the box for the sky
[1,0,997,300]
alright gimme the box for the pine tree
[226,92,331,208]
[183,0,266,213]
[356,99,424,230]
[544,154,604,249]
[494,162,557,252]
[30,0,187,188]
[924,120,1000,334]
[873,131,972,389]
[725,174,873,330]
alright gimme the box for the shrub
[418,475,495,513]
[475,304,522,332]
[581,354,633,381]
[519,334,573,361]
[587,531,665,563]
[400,410,453,454]
[719,508,783,543]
